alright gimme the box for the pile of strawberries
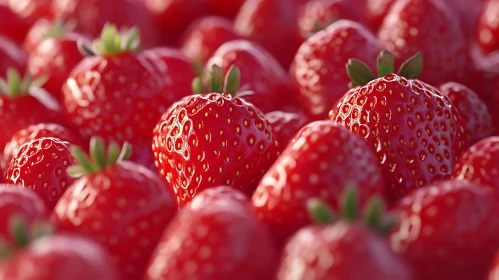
[0,0,499,279]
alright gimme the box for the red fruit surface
[52,161,177,280]
[145,186,278,280]
[0,235,119,280]
[264,110,309,152]
[4,0,52,26]
[0,185,47,246]
[476,0,499,55]
[205,40,295,113]
[153,92,280,207]
[0,4,30,45]
[0,36,26,76]
[377,0,468,86]
[252,120,386,243]
[4,123,84,165]
[390,179,499,280]
[4,137,76,210]
[205,0,246,18]
[366,0,396,30]
[330,74,466,201]
[181,16,241,66]
[23,19,53,52]
[234,0,306,68]
[278,222,413,280]
[487,253,499,280]
[292,20,382,119]
[28,32,89,100]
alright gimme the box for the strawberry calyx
[0,216,54,259]
[67,137,132,177]
[0,68,48,98]
[307,185,396,235]
[43,19,75,39]
[192,64,241,95]
[346,50,424,88]
[78,23,141,56]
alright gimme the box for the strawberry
[264,110,310,152]
[205,0,246,19]
[0,69,64,152]
[453,137,499,192]
[52,138,177,280]
[298,0,368,39]
[4,137,77,210]
[181,16,241,68]
[366,0,395,30]
[4,0,52,27]
[390,179,499,280]
[487,253,499,280]
[330,51,466,201]
[0,234,119,280]
[234,0,307,68]
[27,23,89,100]
[0,36,26,76]
[277,188,413,280]
[475,0,499,55]
[377,0,468,86]
[144,186,278,280]
[291,20,382,120]
[252,120,386,244]
[0,185,47,247]
[4,123,84,167]
[51,0,160,47]
[442,0,487,39]
[153,65,280,207]
[438,82,494,148]
[205,40,295,113]
[0,4,30,45]
[23,19,58,53]
[62,24,196,169]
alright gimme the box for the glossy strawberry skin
[0,87,63,151]
[0,235,119,280]
[205,40,295,113]
[453,137,499,192]
[205,0,246,18]
[476,0,499,55]
[264,110,309,152]
[28,32,89,100]
[4,123,84,165]
[366,0,396,30]
[4,0,52,26]
[152,93,280,207]
[23,19,53,53]
[278,222,413,280]
[330,74,466,202]
[234,0,306,68]
[487,253,499,280]
[145,186,278,280]
[62,48,196,168]
[52,161,177,280]
[252,120,386,244]
[4,138,76,210]
[292,20,382,120]
[0,35,26,76]
[438,82,494,148]
[181,16,241,66]
[378,0,468,86]
[0,4,30,45]
[390,179,499,280]
[0,185,47,246]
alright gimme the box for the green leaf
[340,184,359,221]
[346,59,376,86]
[90,137,107,170]
[398,52,423,79]
[377,50,395,77]
[307,198,336,225]
[223,65,241,94]
[71,146,95,173]
[208,65,224,93]
[192,77,207,94]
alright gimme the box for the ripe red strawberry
[0,36,26,76]
[4,137,77,210]
[0,235,119,280]
[4,123,84,166]
[476,0,499,55]
[234,0,307,68]
[205,40,295,113]
[52,138,177,280]
[252,120,386,244]
[181,16,241,67]
[264,110,310,152]
[0,185,47,247]
[277,190,413,280]
[153,65,280,207]
[298,0,368,39]
[390,179,499,280]
[4,0,52,27]
[23,19,56,53]
[366,0,396,30]
[0,4,30,45]
[144,186,278,280]
[377,0,468,86]
[453,137,499,192]
[51,0,161,47]
[62,24,196,169]
[27,24,89,100]
[487,253,499,280]
[443,0,487,39]
[0,69,64,152]
[292,20,382,120]
[205,0,246,18]
[438,82,494,148]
